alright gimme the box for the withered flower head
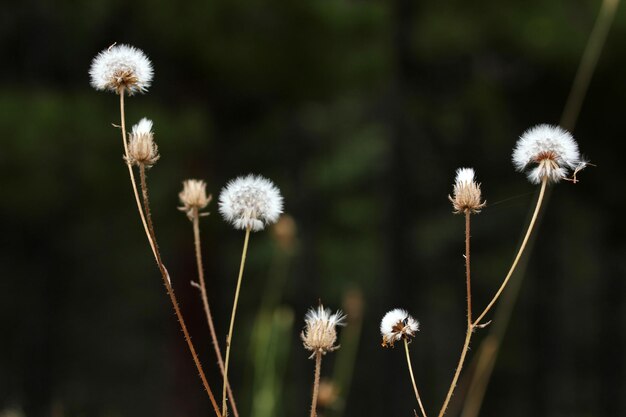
[178,179,212,220]
[301,305,346,359]
[125,118,159,167]
[448,167,486,214]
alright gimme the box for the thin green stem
[222,227,252,416]
[191,209,239,417]
[404,339,428,417]
[310,351,322,417]
[138,165,221,417]
[473,177,548,326]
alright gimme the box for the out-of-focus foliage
[2,0,626,416]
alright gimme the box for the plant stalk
[222,227,252,416]
[310,351,323,417]
[138,164,222,417]
[191,208,239,417]
[473,177,548,326]
[404,338,428,417]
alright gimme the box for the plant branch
[222,227,252,416]
[191,208,239,417]
[437,210,474,417]
[310,351,322,417]
[404,338,428,417]
[138,164,221,417]
[473,177,548,326]
[118,91,157,261]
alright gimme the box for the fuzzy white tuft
[454,167,475,185]
[512,124,581,184]
[89,44,153,95]
[131,117,153,136]
[301,305,346,358]
[380,308,419,347]
[218,174,283,232]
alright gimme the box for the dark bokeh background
[2,0,625,416]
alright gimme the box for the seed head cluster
[512,124,585,184]
[89,44,153,95]
[380,308,420,348]
[179,179,212,220]
[126,118,159,167]
[448,167,485,214]
[219,174,283,232]
[301,305,346,359]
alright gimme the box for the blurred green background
[2,0,625,416]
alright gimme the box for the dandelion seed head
[512,124,582,184]
[89,44,153,95]
[380,308,419,348]
[178,179,212,220]
[449,167,485,214]
[125,118,159,167]
[301,305,346,358]
[218,174,283,232]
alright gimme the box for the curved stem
[222,227,252,416]
[119,92,157,261]
[310,351,322,417]
[139,165,221,417]
[437,328,472,417]
[473,177,548,326]
[191,209,239,417]
[404,339,428,417]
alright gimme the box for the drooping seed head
[178,179,212,220]
[301,305,346,359]
[218,174,283,232]
[512,124,584,184]
[89,44,153,95]
[380,308,419,348]
[448,167,486,214]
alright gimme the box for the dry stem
[404,338,428,417]
[310,351,322,417]
[118,91,157,261]
[138,164,222,417]
[190,208,239,417]
[473,177,548,326]
[222,227,252,416]
[437,210,474,417]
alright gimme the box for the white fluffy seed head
[218,174,283,232]
[449,167,485,214]
[512,124,582,184]
[89,44,154,95]
[380,308,419,348]
[301,305,347,358]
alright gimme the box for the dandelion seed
[219,174,283,232]
[380,308,419,348]
[301,305,346,359]
[512,124,582,184]
[448,167,486,214]
[125,118,159,167]
[89,44,153,95]
[178,179,212,220]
